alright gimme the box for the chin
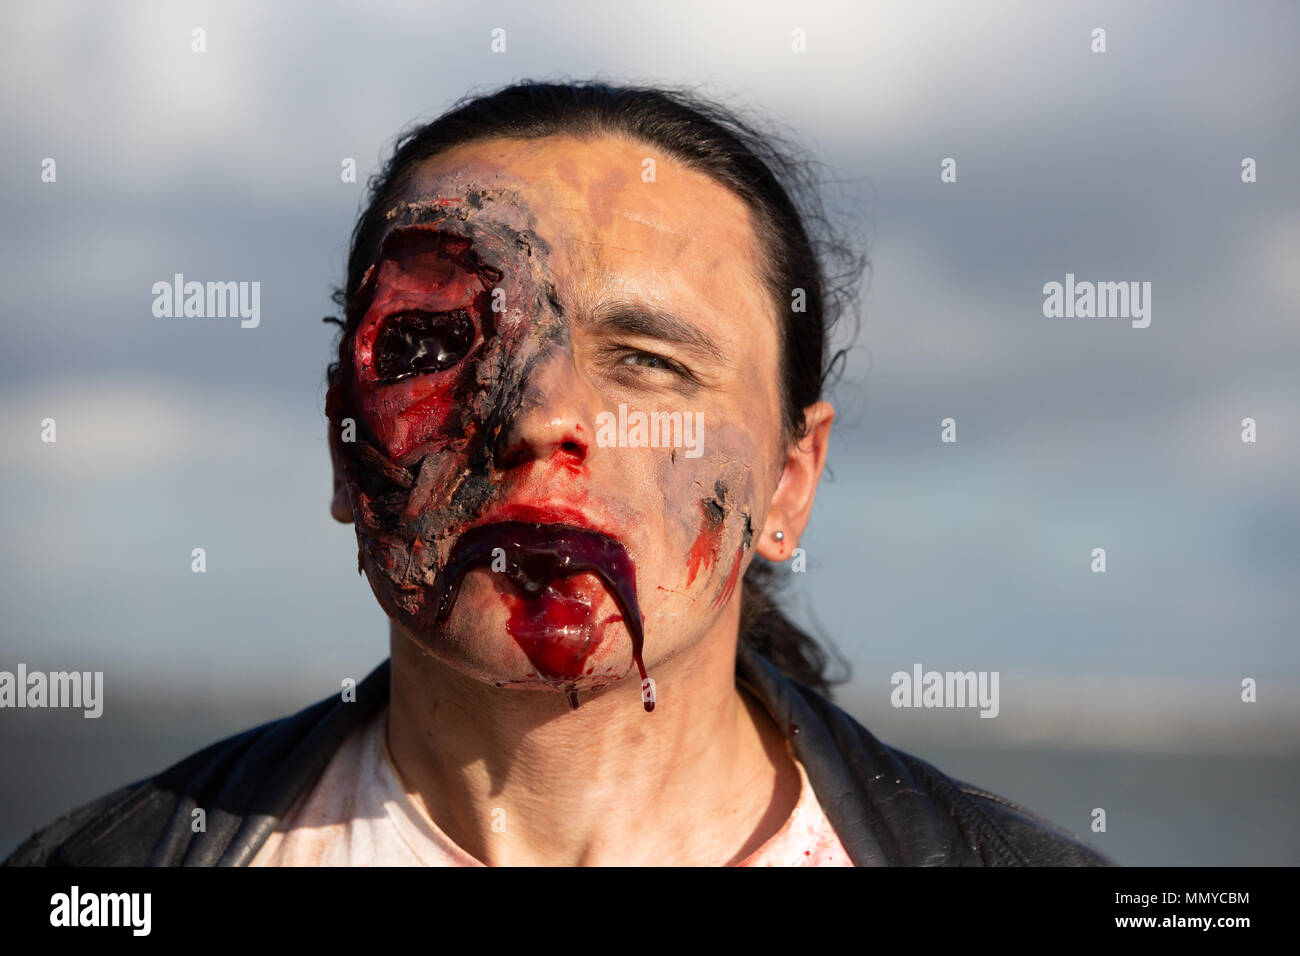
[388,569,639,694]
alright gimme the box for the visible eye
[374,309,476,382]
[618,351,674,371]
[611,347,699,380]
[593,344,703,391]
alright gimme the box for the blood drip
[435,522,654,713]
[712,546,744,609]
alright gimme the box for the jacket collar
[736,641,894,865]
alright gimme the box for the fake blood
[712,546,744,608]
[685,497,725,587]
[503,579,623,685]
[351,229,502,462]
[331,207,656,714]
[434,522,654,712]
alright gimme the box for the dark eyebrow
[582,300,728,365]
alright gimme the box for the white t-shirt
[251,704,852,867]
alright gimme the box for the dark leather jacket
[4,644,1114,866]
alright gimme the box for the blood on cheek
[681,481,752,607]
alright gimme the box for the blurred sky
[1,0,1297,758]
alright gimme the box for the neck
[385,612,800,865]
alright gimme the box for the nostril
[560,440,582,456]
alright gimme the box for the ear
[328,424,354,524]
[756,401,833,561]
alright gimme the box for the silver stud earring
[773,530,785,542]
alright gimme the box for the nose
[494,349,595,473]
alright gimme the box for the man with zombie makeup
[6,83,1112,867]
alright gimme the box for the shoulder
[3,722,270,866]
[880,743,1117,866]
[737,645,1116,866]
[4,660,391,867]
[3,781,145,866]
[947,775,1117,866]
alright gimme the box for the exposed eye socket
[374,309,476,382]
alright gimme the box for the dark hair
[329,80,862,696]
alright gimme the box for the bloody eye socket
[373,309,476,382]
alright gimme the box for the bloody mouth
[433,521,654,713]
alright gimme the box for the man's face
[330,134,785,704]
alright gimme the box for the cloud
[0,379,309,476]
[1,0,1296,709]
